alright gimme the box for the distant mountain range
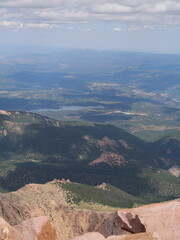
[0,110,179,203]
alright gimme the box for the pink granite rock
[0,217,24,240]
[14,216,56,240]
[106,231,131,240]
[128,200,180,240]
[115,232,159,240]
[106,235,129,240]
[72,232,106,240]
[117,211,145,233]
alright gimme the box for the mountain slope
[0,110,168,167]
[0,110,179,202]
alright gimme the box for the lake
[32,106,102,112]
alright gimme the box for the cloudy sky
[0,0,180,53]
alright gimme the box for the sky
[0,0,180,53]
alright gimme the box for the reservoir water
[33,106,101,112]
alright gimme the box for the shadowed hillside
[0,110,179,203]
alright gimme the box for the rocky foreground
[0,180,180,240]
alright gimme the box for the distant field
[0,50,179,141]
[133,130,180,142]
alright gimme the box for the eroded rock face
[0,194,31,226]
[15,216,57,240]
[53,206,124,240]
[48,205,146,240]
[67,210,145,240]
[117,211,146,234]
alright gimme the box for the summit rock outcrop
[0,216,56,240]
[15,216,57,240]
[0,181,180,240]
[128,200,180,240]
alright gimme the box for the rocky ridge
[0,180,179,240]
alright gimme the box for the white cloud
[32,9,89,23]
[154,3,168,13]
[25,23,57,28]
[80,27,91,32]
[0,0,180,30]
[67,26,75,31]
[0,8,7,15]
[138,1,180,13]
[113,27,125,32]
[0,20,23,29]
[0,0,61,8]
[127,25,154,31]
[93,4,132,13]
